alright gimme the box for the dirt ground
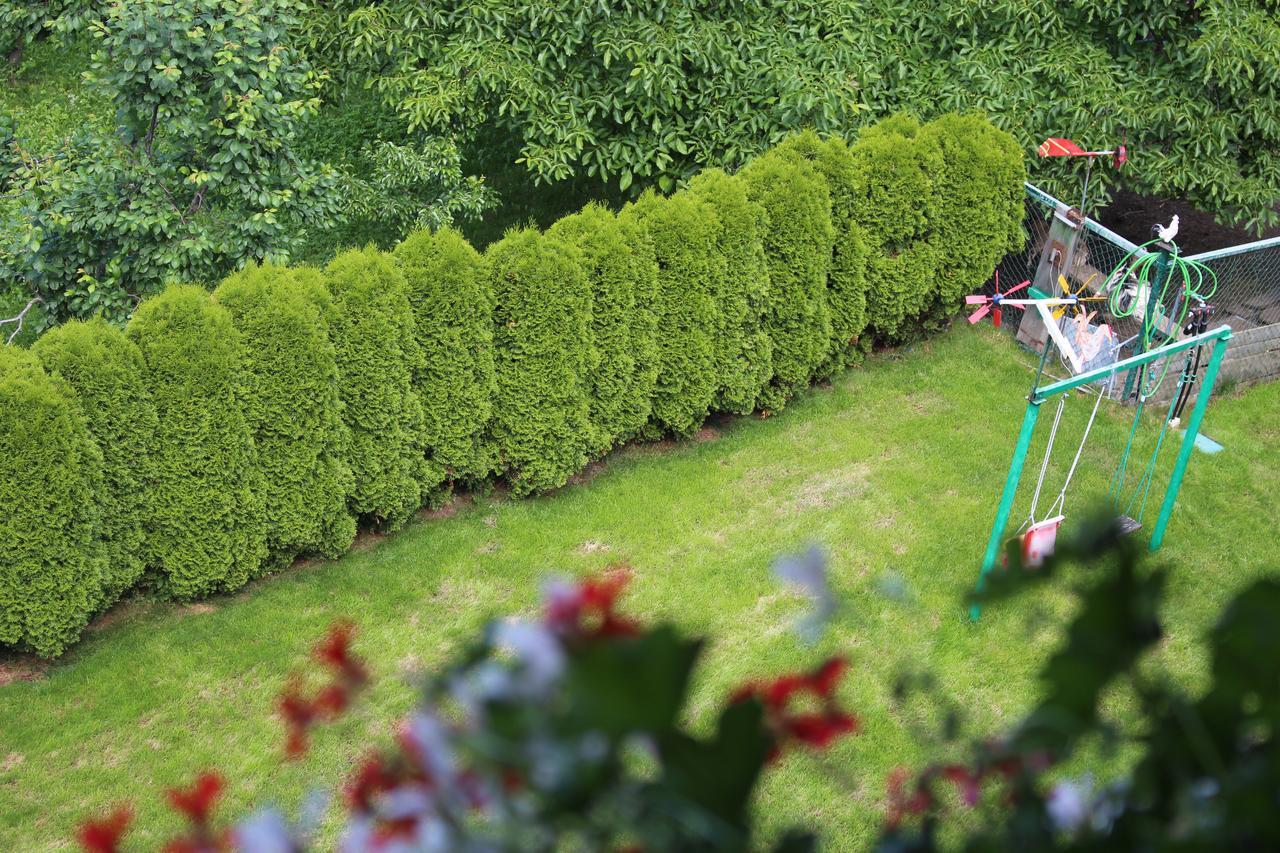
[1097,189,1280,255]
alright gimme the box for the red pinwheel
[965,271,1030,329]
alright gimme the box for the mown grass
[1,325,1277,849]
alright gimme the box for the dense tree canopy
[307,0,1280,230]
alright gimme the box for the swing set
[966,137,1232,618]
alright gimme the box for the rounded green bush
[325,248,429,529]
[775,130,870,372]
[686,168,773,415]
[213,263,357,566]
[849,114,946,341]
[741,148,835,411]
[921,113,1026,314]
[615,211,661,441]
[393,227,497,489]
[126,285,268,599]
[32,317,156,606]
[486,226,592,494]
[0,347,104,658]
[620,189,719,436]
[549,204,655,453]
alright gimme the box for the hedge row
[0,114,1025,657]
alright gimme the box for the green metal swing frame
[969,323,1232,620]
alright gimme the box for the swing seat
[1115,515,1142,536]
[1022,515,1064,568]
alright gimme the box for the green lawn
[1,325,1277,849]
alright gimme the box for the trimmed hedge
[126,285,268,599]
[922,113,1027,314]
[213,263,357,566]
[688,168,774,415]
[741,149,835,411]
[32,318,156,606]
[325,248,429,529]
[2,112,1028,657]
[486,227,592,494]
[394,227,497,487]
[775,130,870,373]
[549,203,656,453]
[0,347,104,658]
[621,189,719,436]
[849,114,946,341]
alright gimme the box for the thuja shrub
[775,130,870,373]
[32,318,156,606]
[325,248,429,528]
[213,263,357,566]
[548,203,655,453]
[126,285,267,598]
[741,148,835,411]
[393,227,496,488]
[687,168,774,415]
[620,189,719,436]
[615,211,661,441]
[486,227,592,494]
[850,114,945,341]
[0,347,104,658]
[921,113,1026,314]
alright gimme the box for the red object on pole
[1037,137,1088,157]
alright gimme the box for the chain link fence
[983,183,1280,402]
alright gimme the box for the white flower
[1047,774,1094,834]
[493,619,566,697]
[234,808,294,853]
[773,545,835,641]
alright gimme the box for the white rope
[1045,380,1109,519]
[1021,394,1066,532]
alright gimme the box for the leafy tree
[325,247,429,528]
[0,1,99,65]
[32,317,156,606]
[849,115,944,342]
[620,190,719,436]
[213,263,356,566]
[920,114,1026,319]
[0,345,103,658]
[741,149,835,411]
[306,2,1280,231]
[687,168,773,415]
[486,227,592,494]
[775,130,869,372]
[548,203,656,454]
[126,284,267,599]
[393,227,496,488]
[0,0,342,326]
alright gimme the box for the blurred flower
[493,619,566,697]
[773,545,836,641]
[543,566,639,639]
[76,805,132,853]
[1047,774,1093,834]
[732,656,860,761]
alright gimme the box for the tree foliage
[305,1,1280,232]
[0,345,102,658]
[1,0,342,326]
[741,149,834,410]
[32,317,156,606]
[324,248,428,528]
[548,203,656,454]
[775,131,869,372]
[485,227,592,494]
[393,227,496,488]
[125,285,267,599]
[849,115,944,342]
[620,190,719,436]
[687,168,773,415]
[213,263,356,566]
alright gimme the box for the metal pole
[1123,243,1174,399]
[1148,332,1232,551]
[970,399,1043,621]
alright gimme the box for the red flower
[885,766,933,829]
[314,620,368,688]
[278,684,319,759]
[941,764,982,807]
[731,657,860,761]
[76,805,132,853]
[545,566,640,639]
[347,753,396,814]
[166,772,224,825]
